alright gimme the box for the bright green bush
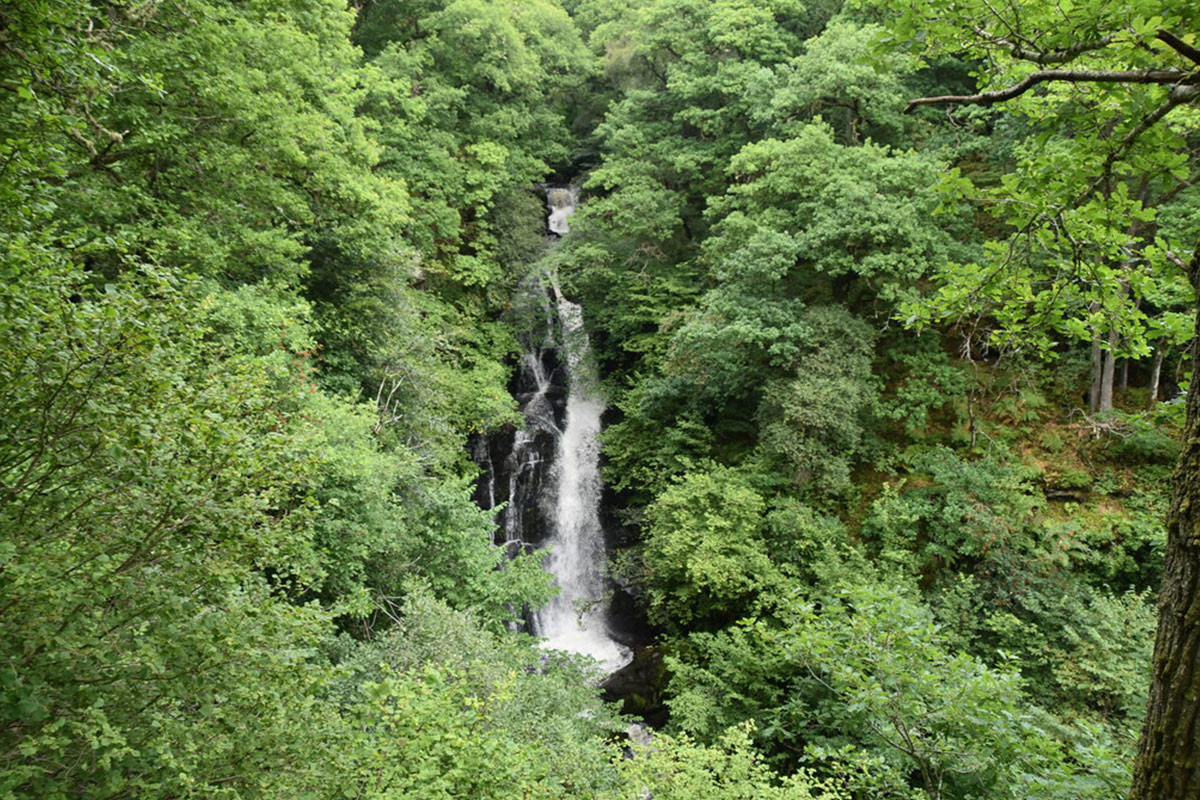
[641,467,782,628]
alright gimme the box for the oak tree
[873,0,1200,793]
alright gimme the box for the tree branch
[974,26,1118,65]
[1157,29,1200,67]
[1159,169,1200,207]
[905,68,1198,113]
[1072,84,1200,207]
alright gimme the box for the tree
[665,579,1127,799]
[770,583,1084,800]
[870,0,1200,793]
[618,724,827,800]
[0,2,565,792]
[357,0,594,288]
[639,467,780,628]
[885,1,1200,412]
[598,117,953,497]
[559,0,823,374]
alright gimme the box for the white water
[503,349,556,547]
[532,294,630,672]
[546,185,578,235]
[529,187,630,673]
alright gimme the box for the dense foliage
[2,0,1195,797]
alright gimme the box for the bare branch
[905,68,1197,113]
[1157,29,1200,67]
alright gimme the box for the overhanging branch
[1157,29,1200,67]
[1072,84,1200,208]
[904,68,1198,113]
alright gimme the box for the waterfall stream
[545,185,579,236]
[481,186,631,673]
[531,281,630,672]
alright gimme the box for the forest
[2,0,1199,798]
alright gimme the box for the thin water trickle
[473,437,496,511]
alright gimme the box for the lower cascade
[530,285,630,672]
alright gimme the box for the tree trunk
[1099,331,1117,412]
[1149,346,1164,409]
[1090,331,1117,414]
[1122,293,1141,396]
[1129,245,1200,799]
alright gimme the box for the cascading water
[479,185,631,673]
[531,281,630,672]
[486,283,559,558]
[545,185,579,236]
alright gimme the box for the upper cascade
[546,185,579,235]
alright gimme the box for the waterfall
[480,184,630,673]
[546,185,578,235]
[501,348,556,553]
[531,280,630,672]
